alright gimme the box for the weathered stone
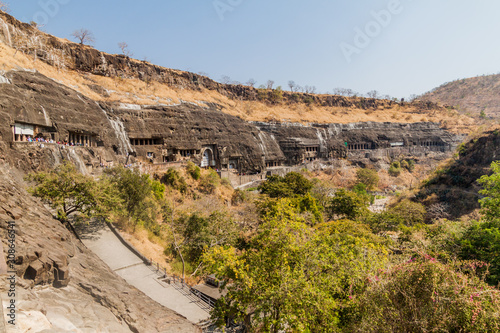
[24,260,44,280]
[0,163,200,332]
[5,207,22,219]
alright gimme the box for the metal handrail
[147,258,216,310]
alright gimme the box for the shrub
[221,178,231,187]
[327,189,370,220]
[353,258,500,332]
[390,199,426,227]
[269,86,283,104]
[258,172,313,198]
[186,161,201,180]
[367,199,426,233]
[356,168,379,190]
[353,183,375,205]
[161,168,188,193]
[231,189,247,205]
[366,211,402,233]
[199,169,220,194]
[459,219,500,285]
[388,161,402,177]
[407,159,416,172]
[400,160,409,170]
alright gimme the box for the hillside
[422,74,500,118]
[0,10,474,131]
[416,129,500,219]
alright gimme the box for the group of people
[24,136,90,147]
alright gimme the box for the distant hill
[422,74,500,118]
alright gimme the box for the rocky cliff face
[0,70,126,161]
[0,10,444,112]
[0,163,199,332]
[254,121,464,166]
[416,130,500,219]
[0,69,464,175]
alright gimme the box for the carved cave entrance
[201,148,214,168]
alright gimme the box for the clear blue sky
[6,0,500,98]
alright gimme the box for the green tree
[27,162,110,221]
[203,199,387,332]
[180,211,238,263]
[459,220,500,285]
[327,189,370,220]
[104,166,163,227]
[478,161,500,222]
[458,161,500,285]
[258,172,313,198]
[356,168,379,190]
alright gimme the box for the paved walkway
[74,221,210,324]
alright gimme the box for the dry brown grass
[120,226,171,268]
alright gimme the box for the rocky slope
[422,74,500,118]
[416,130,500,219]
[0,163,200,332]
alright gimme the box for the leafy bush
[353,183,375,205]
[366,211,403,233]
[199,168,220,194]
[231,189,247,205]
[478,161,500,222]
[353,258,500,332]
[388,161,402,177]
[221,178,231,187]
[186,161,201,180]
[367,199,426,233]
[407,159,416,172]
[269,86,283,104]
[459,219,500,285]
[327,189,370,220]
[297,192,324,225]
[258,172,313,198]
[356,168,379,190]
[391,199,426,227]
[161,168,188,193]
